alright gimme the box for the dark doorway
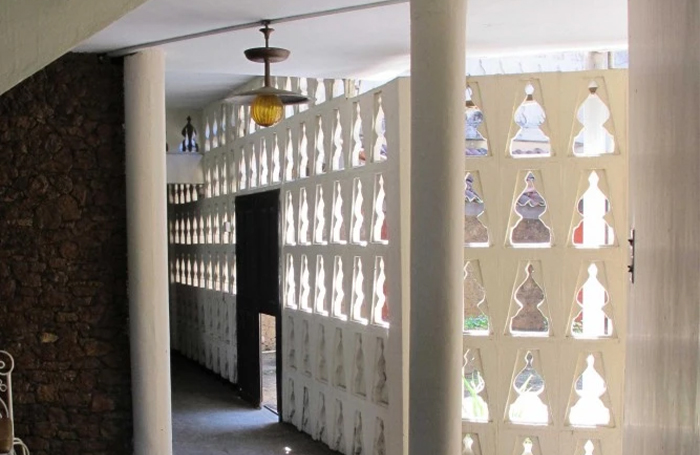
[235,190,281,414]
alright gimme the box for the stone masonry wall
[0,53,131,455]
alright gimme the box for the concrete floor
[172,355,335,455]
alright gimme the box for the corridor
[171,355,336,455]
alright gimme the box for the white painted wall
[624,1,700,454]
[0,0,149,97]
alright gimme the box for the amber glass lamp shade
[251,94,284,127]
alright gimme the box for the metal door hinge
[628,229,635,284]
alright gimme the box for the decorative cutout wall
[461,71,628,455]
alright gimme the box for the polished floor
[172,355,334,455]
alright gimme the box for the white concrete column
[624,1,700,454]
[409,1,466,455]
[124,48,173,455]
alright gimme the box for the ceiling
[74,0,628,109]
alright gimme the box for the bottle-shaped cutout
[287,378,296,422]
[285,191,296,245]
[299,78,309,113]
[299,255,311,312]
[317,324,329,382]
[285,128,295,181]
[352,333,367,397]
[230,202,237,244]
[508,262,551,336]
[372,337,389,406]
[331,181,348,244]
[299,123,309,178]
[462,348,490,422]
[272,134,281,183]
[332,256,348,320]
[463,261,490,335]
[333,327,347,389]
[509,171,553,247]
[314,184,328,244]
[317,392,328,443]
[285,254,297,309]
[192,260,199,287]
[373,418,386,455]
[352,102,366,166]
[464,84,489,156]
[352,411,364,455]
[220,156,228,195]
[250,144,259,188]
[213,163,220,197]
[206,168,212,198]
[351,257,368,323]
[315,116,326,174]
[510,82,551,157]
[573,81,615,156]
[333,400,345,452]
[373,94,387,162]
[220,106,227,146]
[298,188,310,245]
[464,172,489,247]
[351,178,367,245]
[332,109,345,171]
[302,387,311,433]
[372,256,389,327]
[285,78,295,118]
[248,107,257,134]
[222,255,230,292]
[287,316,297,370]
[204,118,211,152]
[315,255,329,316]
[237,105,246,138]
[372,174,388,244]
[513,437,543,455]
[238,149,247,190]
[301,320,311,376]
[575,439,603,455]
[507,351,550,425]
[567,353,613,427]
[570,263,614,338]
[463,434,483,455]
[212,118,219,148]
[260,137,269,186]
[228,152,237,194]
[571,171,616,248]
[231,253,237,295]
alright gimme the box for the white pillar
[124,49,173,455]
[409,1,466,455]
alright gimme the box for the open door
[235,190,280,409]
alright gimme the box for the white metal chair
[0,351,29,455]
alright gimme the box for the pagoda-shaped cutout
[272,134,282,183]
[317,324,329,382]
[373,93,387,161]
[569,262,614,339]
[298,188,311,245]
[260,137,269,186]
[285,128,295,181]
[464,84,489,156]
[372,174,388,244]
[567,353,614,427]
[512,437,543,455]
[220,156,228,195]
[299,123,309,178]
[510,81,551,157]
[332,400,345,452]
[351,257,368,323]
[571,170,616,248]
[284,254,297,309]
[464,172,490,247]
[331,181,348,244]
[575,439,604,455]
[506,350,551,425]
[332,109,345,170]
[239,148,247,190]
[299,255,311,312]
[302,319,311,376]
[462,348,490,422]
[463,434,483,455]
[351,178,367,245]
[315,255,329,316]
[249,145,258,188]
[287,378,296,421]
[315,116,326,174]
[314,184,328,244]
[573,80,615,156]
[372,256,389,327]
[463,261,490,335]
[508,171,553,247]
[352,102,366,167]
[352,333,367,397]
[287,316,296,370]
[332,327,347,390]
[352,411,364,455]
[372,337,389,406]
[507,262,551,336]
[317,392,328,443]
[373,418,386,455]
[332,256,348,320]
[302,387,311,433]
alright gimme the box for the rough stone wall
[0,53,131,455]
